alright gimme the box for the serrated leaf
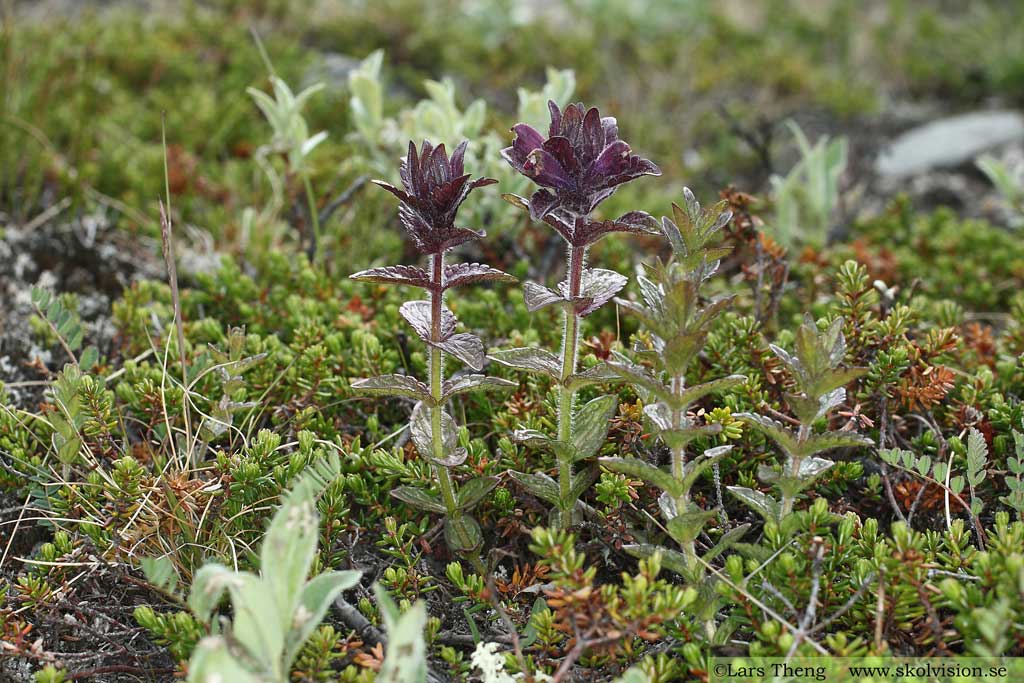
[677,374,746,408]
[679,445,732,493]
[569,465,600,501]
[443,262,517,289]
[728,486,781,522]
[441,374,516,401]
[523,281,567,312]
[736,413,799,456]
[508,471,561,504]
[704,524,750,563]
[599,457,683,498]
[409,403,457,461]
[564,363,622,390]
[399,300,457,344]
[798,456,835,480]
[350,374,432,402]
[667,508,719,545]
[391,486,447,513]
[571,394,618,461]
[489,347,562,380]
[457,476,499,511]
[624,543,693,578]
[350,265,432,289]
[799,430,873,458]
[560,268,628,317]
[606,359,671,402]
[437,332,485,370]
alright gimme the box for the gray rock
[875,110,1024,179]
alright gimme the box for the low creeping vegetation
[7,51,1024,681]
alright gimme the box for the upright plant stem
[303,172,322,265]
[556,245,585,528]
[781,422,811,518]
[669,374,697,570]
[428,253,483,571]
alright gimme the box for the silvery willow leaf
[508,471,561,505]
[375,586,429,683]
[489,347,562,380]
[350,374,432,402]
[658,491,678,520]
[523,281,568,312]
[391,486,447,513]
[441,374,516,402]
[284,570,361,669]
[456,476,499,510]
[350,264,431,289]
[599,456,683,498]
[436,332,485,371]
[187,637,263,683]
[443,262,516,289]
[570,394,619,461]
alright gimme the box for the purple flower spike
[501,101,661,224]
[374,140,498,254]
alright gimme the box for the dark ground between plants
[4,1,1024,682]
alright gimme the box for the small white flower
[471,641,516,683]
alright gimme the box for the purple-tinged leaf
[375,139,495,255]
[523,281,567,312]
[350,265,432,289]
[441,374,516,402]
[400,300,456,343]
[489,348,562,380]
[437,332,485,371]
[443,262,516,289]
[350,374,432,402]
[558,268,627,316]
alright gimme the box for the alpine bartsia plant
[729,315,873,523]
[491,101,661,529]
[600,189,748,589]
[351,140,516,567]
